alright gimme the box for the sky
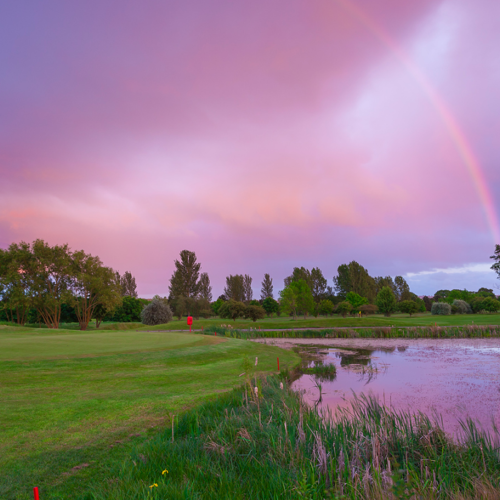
[1,0,499,298]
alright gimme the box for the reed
[203,324,500,340]
[85,376,500,499]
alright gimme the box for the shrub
[336,301,352,317]
[218,299,246,321]
[431,302,451,315]
[481,297,500,312]
[318,299,334,316]
[244,305,266,322]
[141,296,173,325]
[211,298,225,316]
[359,304,378,315]
[345,291,368,312]
[262,297,279,317]
[376,286,397,317]
[399,300,419,317]
[453,299,472,314]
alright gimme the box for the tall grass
[204,324,500,340]
[84,376,500,499]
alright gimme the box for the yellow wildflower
[149,483,158,488]
[162,469,168,475]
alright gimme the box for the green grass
[131,312,500,331]
[81,376,500,499]
[0,326,299,499]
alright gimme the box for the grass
[199,323,500,340]
[0,325,299,499]
[79,376,500,499]
[129,312,500,331]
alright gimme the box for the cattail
[280,382,284,390]
[255,357,258,366]
[254,386,258,396]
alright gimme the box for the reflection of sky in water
[292,343,500,435]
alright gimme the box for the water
[268,338,500,435]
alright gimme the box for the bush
[481,297,500,312]
[376,286,397,317]
[398,300,419,317]
[141,296,173,325]
[431,302,451,315]
[244,305,266,322]
[318,299,334,316]
[335,301,352,317]
[452,299,472,314]
[359,304,378,315]
[218,299,246,321]
[262,297,279,317]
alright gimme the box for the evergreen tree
[224,275,245,302]
[260,273,274,300]
[120,271,138,298]
[243,274,253,302]
[198,272,212,302]
[168,250,201,301]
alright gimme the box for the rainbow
[336,0,500,243]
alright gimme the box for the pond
[258,338,500,435]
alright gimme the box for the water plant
[84,376,500,499]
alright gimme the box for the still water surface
[272,338,500,435]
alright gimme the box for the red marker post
[187,316,193,333]
[277,357,280,371]
[34,487,40,500]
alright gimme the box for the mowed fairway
[0,325,299,499]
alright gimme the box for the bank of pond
[81,375,498,499]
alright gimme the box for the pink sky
[1,0,499,297]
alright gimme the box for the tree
[399,300,419,317]
[291,279,315,319]
[359,304,378,315]
[434,290,450,301]
[243,274,253,302]
[168,250,201,301]
[170,295,188,320]
[374,276,396,295]
[8,240,73,329]
[422,296,434,312]
[260,274,274,300]
[376,286,397,317]
[244,305,266,322]
[279,286,299,320]
[108,296,148,322]
[262,297,279,317]
[491,244,500,280]
[70,250,122,330]
[345,291,368,313]
[211,298,225,316]
[218,299,246,322]
[119,271,138,298]
[336,301,352,317]
[224,275,245,302]
[481,297,500,312]
[141,296,173,325]
[198,272,213,302]
[333,261,376,302]
[477,287,495,299]
[0,248,32,325]
[394,276,411,302]
[284,267,312,289]
[310,267,327,303]
[318,299,334,316]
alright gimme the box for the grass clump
[82,377,500,499]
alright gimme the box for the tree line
[2,242,500,328]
